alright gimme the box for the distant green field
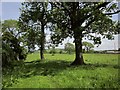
[3,53,120,88]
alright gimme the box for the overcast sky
[1,2,120,50]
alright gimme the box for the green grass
[2,53,120,88]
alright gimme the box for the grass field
[2,53,120,88]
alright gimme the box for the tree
[50,45,56,56]
[51,2,119,65]
[83,41,94,53]
[46,39,56,56]
[64,43,74,54]
[118,48,120,51]
[19,2,51,60]
[2,20,27,67]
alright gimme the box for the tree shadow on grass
[3,59,119,88]
[15,59,119,78]
[3,60,71,87]
[16,60,71,78]
[11,59,120,78]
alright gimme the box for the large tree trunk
[71,35,85,65]
[40,24,45,60]
[70,2,85,65]
[40,45,44,60]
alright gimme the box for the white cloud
[94,34,119,50]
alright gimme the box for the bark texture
[40,24,45,60]
[70,2,85,65]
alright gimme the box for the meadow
[2,53,120,88]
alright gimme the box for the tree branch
[96,2,109,9]
[84,2,110,24]
[83,18,95,29]
[15,31,22,38]
[104,10,120,15]
[56,2,71,15]
[82,2,110,29]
